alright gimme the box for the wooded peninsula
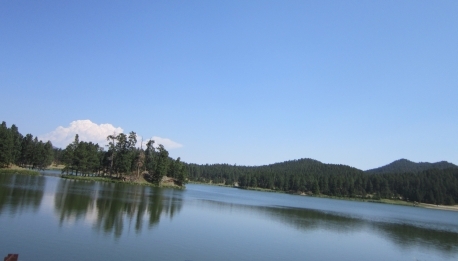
[1,121,457,206]
[0,121,187,187]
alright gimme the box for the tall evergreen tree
[0,121,13,167]
[10,124,23,164]
[144,140,158,183]
[154,144,169,182]
[19,134,34,167]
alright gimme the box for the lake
[1,172,457,261]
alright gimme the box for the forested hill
[365,159,458,174]
[186,158,458,205]
[186,158,364,189]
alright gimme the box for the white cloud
[139,136,183,150]
[151,136,183,150]
[39,120,123,148]
[40,120,183,150]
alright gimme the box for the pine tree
[154,144,169,184]
[10,124,23,165]
[0,121,13,167]
[20,134,34,167]
[144,140,157,183]
[171,157,187,186]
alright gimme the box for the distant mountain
[365,159,458,174]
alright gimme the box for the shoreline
[419,202,458,211]
[2,170,456,211]
[189,181,458,212]
[0,167,184,189]
[0,168,40,176]
[60,174,184,189]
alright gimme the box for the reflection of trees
[269,205,458,253]
[53,179,183,238]
[197,199,458,254]
[146,189,183,230]
[268,206,458,254]
[264,206,363,233]
[374,223,458,254]
[268,205,457,253]
[196,199,363,233]
[54,180,96,224]
[0,174,44,215]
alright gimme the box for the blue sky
[1,1,457,170]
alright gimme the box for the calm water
[1,173,457,261]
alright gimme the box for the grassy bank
[61,174,184,189]
[47,164,65,170]
[0,168,40,176]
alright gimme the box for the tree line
[0,121,54,169]
[186,158,458,205]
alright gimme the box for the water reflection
[376,223,458,254]
[267,206,363,233]
[197,199,458,254]
[1,175,456,258]
[271,205,458,254]
[0,174,44,215]
[54,180,96,223]
[53,179,183,238]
